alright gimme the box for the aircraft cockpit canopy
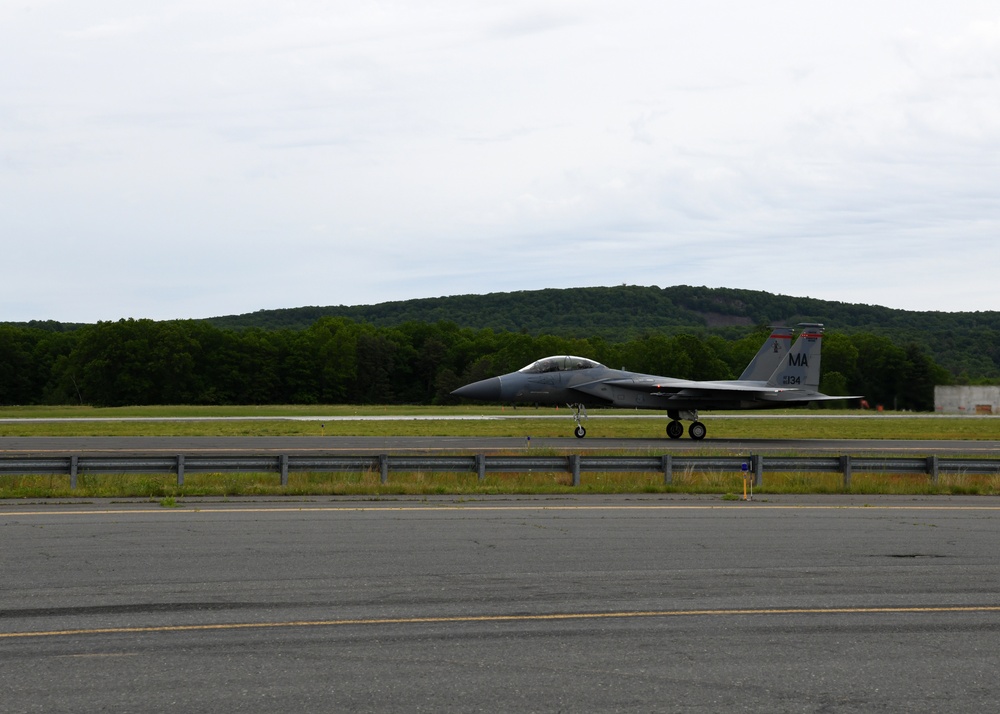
[518,355,604,374]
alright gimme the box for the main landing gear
[666,410,706,440]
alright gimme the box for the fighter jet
[451,325,858,439]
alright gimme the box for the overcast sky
[3,1,999,323]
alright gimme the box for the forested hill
[203,285,1000,379]
[207,285,996,334]
[3,285,998,407]
[6,285,998,382]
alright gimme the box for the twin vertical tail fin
[766,324,824,389]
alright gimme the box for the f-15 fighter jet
[452,325,858,439]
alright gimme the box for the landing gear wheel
[666,420,684,439]
[688,421,707,440]
[570,403,588,439]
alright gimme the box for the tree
[0,326,37,404]
[351,331,397,403]
[68,320,199,406]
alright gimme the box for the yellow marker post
[741,460,753,501]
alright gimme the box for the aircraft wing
[599,377,787,395]
[635,379,862,402]
[570,377,858,403]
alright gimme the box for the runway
[2,495,999,711]
[2,434,1000,455]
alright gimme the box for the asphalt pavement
[2,495,999,712]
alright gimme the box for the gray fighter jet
[451,325,858,439]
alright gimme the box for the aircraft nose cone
[451,376,503,402]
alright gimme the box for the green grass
[3,469,997,499]
[0,405,997,440]
[1,406,998,497]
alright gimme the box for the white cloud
[2,1,999,321]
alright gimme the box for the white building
[934,386,1000,415]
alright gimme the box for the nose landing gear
[571,404,588,438]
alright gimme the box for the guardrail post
[70,455,78,490]
[570,454,581,487]
[379,454,389,484]
[280,454,289,487]
[754,454,764,488]
[926,455,939,484]
[177,455,185,486]
[476,454,486,482]
[840,455,852,490]
[662,454,673,485]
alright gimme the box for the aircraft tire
[666,421,684,439]
[574,426,586,438]
[689,421,707,440]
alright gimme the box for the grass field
[1,406,997,498]
[1,405,997,440]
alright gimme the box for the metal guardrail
[2,453,999,489]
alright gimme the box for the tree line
[199,285,1000,381]
[0,318,950,410]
